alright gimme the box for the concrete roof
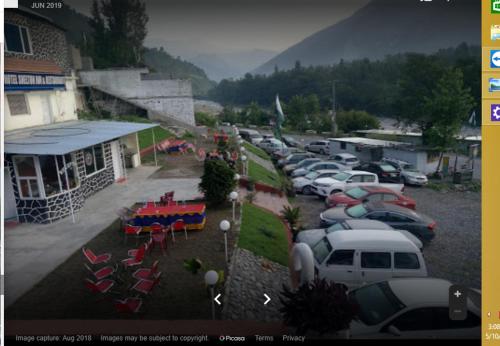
[5,120,157,155]
[356,129,422,137]
[327,137,411,147]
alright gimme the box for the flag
[276,94,285,125]
[468,110,476,127]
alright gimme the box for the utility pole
[331,81,338,138]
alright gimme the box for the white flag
[276,94,285,124]
[468,111,476,126]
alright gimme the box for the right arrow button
[263,293,271,305]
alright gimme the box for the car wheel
[302,186,312,195]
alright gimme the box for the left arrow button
[214,293,222,305]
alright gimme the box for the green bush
[336,110,380,134]
[195,112,217,128]
[199,160,237,205]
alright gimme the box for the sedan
[282,136,301,147]
[291,161,346,178]
[277,152,315,168]
[284,158,321,175]
[383,158,428,186]
[319,201,436,242]
[326,186,416,210]
[293,169,340,195]
[354,162,401,183]
[349,278,481,339]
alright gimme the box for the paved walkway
[4,166,201,307]
[238,188,291,216]
[245,151,277,173]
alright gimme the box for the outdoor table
[166,140,187,154]
[132,203,206,231]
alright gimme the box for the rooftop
[5,120,157,155]
[5,57,63,74]
[328,137,411,147]
[356,129,422,137]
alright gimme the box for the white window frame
[5,23,33,55]
[12,155,44,200]
[84,144,107,177]
[7,93,31,116]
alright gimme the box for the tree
[199,160,236,206]
[336,110,380,134]
[286,95,308,131]
[421,68,474,172]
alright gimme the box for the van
[311,230,427,288]
[239,129,260,142]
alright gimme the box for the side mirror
[346,180,353,183]
[387,325,401,337]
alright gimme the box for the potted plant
[280,205,301,241]
[280,278,359,338]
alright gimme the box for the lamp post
[241,155,247,175]
[240,146,246,155]
[204,270,219,320]
[220,219,231,263]
[234,173,240,181]
[229,191,238,222]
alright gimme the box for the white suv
[305,140,330,155]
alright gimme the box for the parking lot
[292,186,481,289]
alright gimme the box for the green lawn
[138,126,174,150]
[248,159,281,188]
[238,203,289,266]
[243,142,271,161]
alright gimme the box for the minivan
[239,129,260,142]
[310,230,427,288]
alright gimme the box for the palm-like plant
[280,206,301,239]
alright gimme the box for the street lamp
[229,191,238,222]
[234,173,240,181]
[240,146,246,154]
[241,155,247,175]
[220,219,231,263]
[204,270,219,320]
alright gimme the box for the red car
[326,186,416,210]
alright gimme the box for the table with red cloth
[166,140,187,154]
[132,203,206,231]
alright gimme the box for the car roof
[325,230,418,251]
[315,169,343,174]
[361,186,398,194]
[335,153,358,158]
[365,202,423,219]
[344,219,394,230]
[343,170,374,175]
[387,278,452,306]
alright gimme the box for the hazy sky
[64,0,369,56]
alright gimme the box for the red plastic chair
[149,223,167,255]
[122,243,146,268]
[132,260,159,281]
[128,238,152,257]
[114,297,143,313]
[84,263,116,281]
[131,272,162,295]
[82,247,111,265]
[85,278,115,293]
[172,219,188,240]
[123,224,143,245]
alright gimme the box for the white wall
[383,148,428,173]
[5,77,79,131]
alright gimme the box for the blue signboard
[5,72,66,91]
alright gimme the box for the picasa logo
[493,0,500,13]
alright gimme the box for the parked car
[310,230,427,288]
[319,201,437,242]
[382,158,429,186]
[283,158,321,175]
[282,136,301,147]
[311,171,404,197]
[258,138,286,152]
[291,161,346,178]
[326,186,416,210]
[264,141,288,154]
[330,153,360,168]
[349,278,481,339]
[239,129,260,142]
[249,133,264,145]
[305,140,330,155]
[354,162,401,183]
[271,147,302,161]
[277,152,315,168]
[293,169,340,195]
[296,219,422,250]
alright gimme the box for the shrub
[195,112,217,128]
[336,110,380,134]
[199,160,237,205]
[280,278,359,335]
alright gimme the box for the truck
[310,170,404,197]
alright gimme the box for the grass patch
[248,159,281,188]
[238,203,289,266]
[243,142,271,161]
[138,126,174,150]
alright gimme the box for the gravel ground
[292,186,481,289]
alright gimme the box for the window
[366,212,387,221]
[366,193,383,202]
[387,213,414,223]
[5,23,32,54]
[7,94,30,115]
[327,250,355,266]
[383,193,398,201]
[13,156,40,198]
[362,175,376,183]
[312,237,333,264]
[83,144,106,175]
[56,154,79,190]
[340,142,346,150]
[350,175,363,183]
[361,252,391,269]
[391,308,435,331]
[394,252,420,269]
[39,156,61,197]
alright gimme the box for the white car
[291,161,346,178]
[292,169,340,195]
[305,140,330,155]
[383,158,428,186]
[296,219,422,250]
[310,170,404,197]
[330,153,360,168]
[264,141,287,154]
[258,138,285,151]
[349,278,481,339]
[249,133,264,145]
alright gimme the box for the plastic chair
[128,238,152,257]
[123,224,143,245]
[131,272,162,295]
[172,219,188,240]
[82,247,111,265]
[114,297,143,313]
[150,223,167,256]
[122,243,146,268]
[84,263,116,281]
[132,260,159,281]
[84,278,115,294]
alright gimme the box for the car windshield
[326,223,345,232]
[349,282,406,326]
[380,164,398,172]
[345,204,368,218]
[345,187,369,199]
[305,171,319,180]
[346,158,358,163]
[250,134,262,138]
[312,237,332,264]
[298,159,314,167]
[332,172,351,181]
[403,164,418,172]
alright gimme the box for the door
[320,249,357,285]
[4,168,18,220]
[110,140,124,181]
[358,251,393,284]
[40,94,53,125]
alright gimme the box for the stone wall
[5,10,71,74]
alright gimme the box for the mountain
[189,49,277,82]
[253,0,480,75]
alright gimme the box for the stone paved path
[246,151,276,173]
[222,248,290,322]
[238,188,291,216]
